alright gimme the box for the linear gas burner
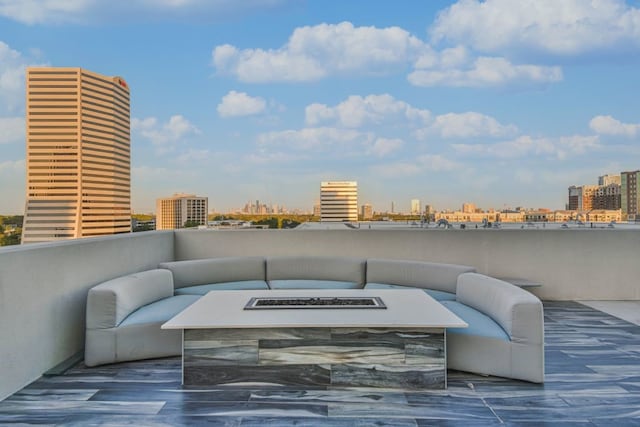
[244,296,387,310]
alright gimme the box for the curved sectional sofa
[85,256,544,383]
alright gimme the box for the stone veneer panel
[183,327,446,389]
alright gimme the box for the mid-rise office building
[621,170,640,220]
[360,203,373,220]
[22,67,131,243]
[156,194,208,230]
[320,181,358,222]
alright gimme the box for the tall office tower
[567,185,598,211]
[22,67,131,243]
[156,194,208,230]
[410,199,421,215]
[320,181,358,222]
[621,171,640,220]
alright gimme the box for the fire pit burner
[244,296,387,310]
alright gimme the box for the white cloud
[305,94,430,128]
[0,0,88,25]
[430,0,640,56]
[257,127,370,151]
[589,115,640,137]
[417,112,518,139]
[217,91,267,118]
[132,115,200,152]
[0,41,46,112]
[0,158,24,173]
[0,117,25,144]
[213,21,565,88]
[453,135,600,160]
[368,138,404,157]
[409,56,562,88]
[372,154,460,177]
[213,21,424,83]
[0,0,295,24]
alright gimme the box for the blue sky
[1,0,639,214]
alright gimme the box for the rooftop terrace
[1,229,639,424]
[1,302,639,425]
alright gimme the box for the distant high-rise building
[320,181,358,222]
[598,174,621,186]
[410,199,421,215]
[621,171,640,220]
[462,203,476,214]
[361,203,373,220]
[156,194,208,230]
[568,185,598,211]
[593,183,621,210]
[22,67,131,243]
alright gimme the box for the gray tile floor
[1,302,639,426]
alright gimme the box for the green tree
[183,220,201,228]
[1,228,21,246]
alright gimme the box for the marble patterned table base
[183,327,446,389]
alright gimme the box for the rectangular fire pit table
[162,289,467,390]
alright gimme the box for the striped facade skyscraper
[320,181,358,222]
[22,67,131,243]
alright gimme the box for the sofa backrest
[366,259,476,294]
[266,256,366,285]
[159,256,266,289]
[86,269,174,329]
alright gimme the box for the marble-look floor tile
[58,414,243,426]
[0,400,163,415]
[240,416,420,426]
[327,401,498,421]
[160,401,328,418]
[6,389,98,401]
[248,389,409,405]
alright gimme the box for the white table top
[162,289,468,330]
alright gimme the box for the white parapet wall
[174,228,640,301]
[0,231,174,401]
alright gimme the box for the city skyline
[1,1,640,214]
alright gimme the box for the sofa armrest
[456,273,544,345]
[86,269,174,329]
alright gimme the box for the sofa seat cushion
[440,301,509,341]
[175,280,269,295]
[120,295,200,327]
[268,280,362,290]
[364,283,456,301]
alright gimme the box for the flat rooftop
[1,301,639,425]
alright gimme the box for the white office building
[320,181,358,222]
[156,194,208,230]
